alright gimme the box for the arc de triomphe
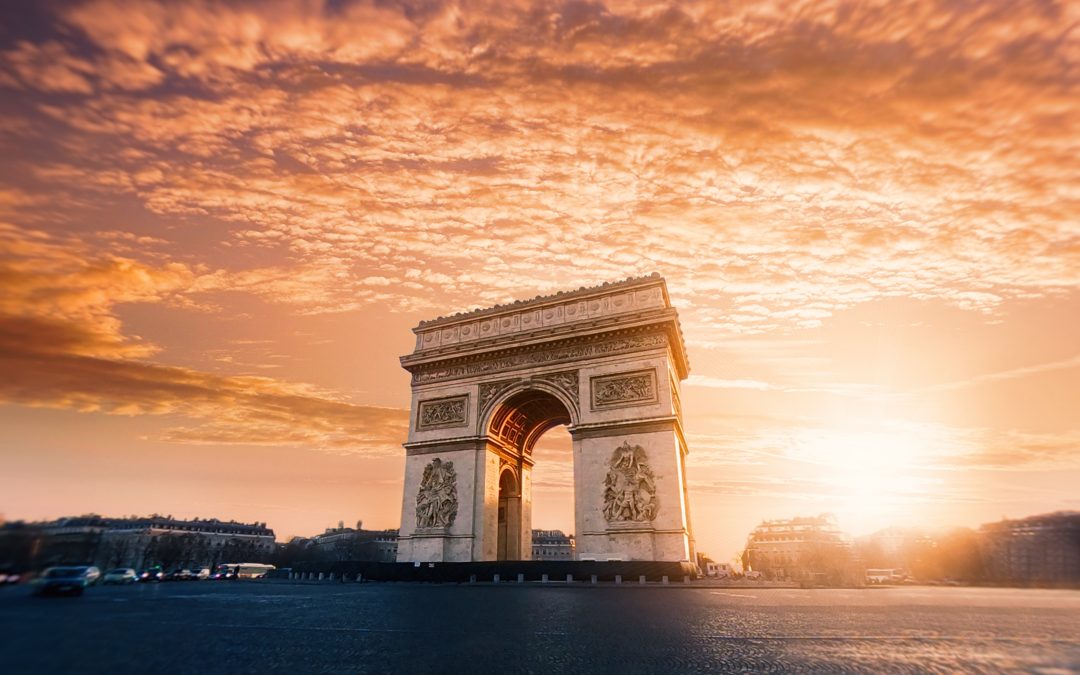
[396,274,694,563]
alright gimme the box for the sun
[786,423,946,535]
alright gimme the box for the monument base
[297,560,699,583]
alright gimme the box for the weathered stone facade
[395,274,695,563]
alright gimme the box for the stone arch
[483,383,577,456]
[396,274,695,564]
[496,466,521,560]
[476,376,580,437]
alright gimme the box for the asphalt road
[1,581,1078,674]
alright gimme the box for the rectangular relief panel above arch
[589,368,659,411]
[416,394,470,431]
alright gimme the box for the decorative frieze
[412,330,669,385]
[416,395,468,429]
[414,280,665,351]
[603,442,658,523]
[416,458,458,528]
[591,369,658,409]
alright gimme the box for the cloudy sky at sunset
[1,0,1077,559]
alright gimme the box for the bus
[213,563,275,580]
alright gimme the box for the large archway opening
[497,469,519,561]
[487,388,573,561]
[529,426,575,557]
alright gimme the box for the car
[139,567,164,582]
[33,566,99,596]
[167,569,196,581]
[83,566,102,585]
[194,567,210,580]
[103,568,138,585]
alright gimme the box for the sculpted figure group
[416,458,458,528]
[603,442,658,522]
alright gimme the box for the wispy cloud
[0,0,1075,340]
[923,355,1080,392]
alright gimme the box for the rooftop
[415,273,665,329]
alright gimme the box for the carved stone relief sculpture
[417,395,468,429]
[416,458,458,528]
[602,442,658,523]
[533,370,580,405]
[478,379,519,414]
[591,369,657,408]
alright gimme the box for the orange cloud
[0,223,407,452]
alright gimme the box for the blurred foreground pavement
[1,581,1078,674]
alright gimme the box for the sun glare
[786,424,946,535]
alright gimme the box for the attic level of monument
[396,274,696,564]
[415,272,671,329]
[400,274,691,381]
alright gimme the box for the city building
[531,530,575,560]
[14,514,276,570]
[742,513,854,584]
[696,552,733,577]
[980,511,1080,586]
[302,521,399,562]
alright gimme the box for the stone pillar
[572,423,691,562]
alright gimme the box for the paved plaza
[1,582,1078,674]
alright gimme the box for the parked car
[139,567,164,582]
[167,569,196,581]
[33,566,100,596]
[83,566,102,585]
[194,567,210,580]
[103,568,138,585]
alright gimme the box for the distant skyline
[1,0,1077,560]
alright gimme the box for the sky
[0,0,1077,560]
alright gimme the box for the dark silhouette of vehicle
[32,566,100,596]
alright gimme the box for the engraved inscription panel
[417,395,469,429]
[590,369,658,409]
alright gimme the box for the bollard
[590,574,597,585]
[318,572,324,581]
[615,575,622,584]
[541,574,549,584]
[357,573,363,583]
[517,573,524,583]
[566,574,573,583]
[469,574,477,584]
[328,573,334,581]
[662,576,669,585]
[683,575,690,584]
[639,575,646,585]
[493,574,500,584]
